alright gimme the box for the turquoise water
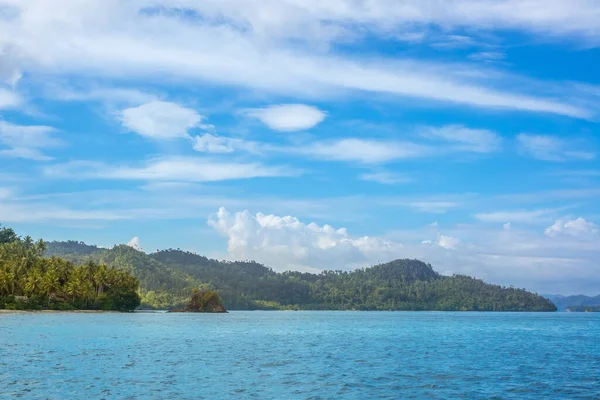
[1,312,599,399]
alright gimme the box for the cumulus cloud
[517,134,596,162]
[117,101,206,140]
[243,104,326,131]
[421,233,461,249]
[208,207,405,272]
[127,236,142,251]
[0,120,62,160]
[208,208,600,294]
[437,234,461,249]
[545,218,598,238]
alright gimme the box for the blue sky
[1,0,600,294]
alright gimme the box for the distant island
[543,294,600,312]
[565,306,600,312]
[1,225,556,312]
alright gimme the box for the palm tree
[24,269,42,297]
[93,264,108,297]
[41,268,61,304]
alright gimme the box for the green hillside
[44,240,557,312]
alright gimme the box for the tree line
[45,240,556,311]
[0,225,140,311]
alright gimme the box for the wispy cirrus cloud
[359,171,413,185]
[0,1,594,118]
[474,208,562,224]
[421,125,502,153]
[517,134,596,162]
[43,156,298,183]
[0,120,62,160]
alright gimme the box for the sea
[1,311,599,399]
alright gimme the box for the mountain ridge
[543,294,600,311]
[45,240,557,312]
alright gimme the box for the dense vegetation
[170,290,227,313]
[44,239,556,312]
[0,226,140,311]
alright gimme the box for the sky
[1,0,600,295]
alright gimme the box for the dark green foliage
[179,290,227,312]
[45,241,556,311]
[0,225,19,244]
[0,229,140,311]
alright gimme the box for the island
[168,290,227,313]
[565,306,600,312]
[2,224,557,312]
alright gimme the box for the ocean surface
[1,312,599,399]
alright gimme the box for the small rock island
[169,290,227,313]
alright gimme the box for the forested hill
[44,240,556,312]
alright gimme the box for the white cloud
[126,236,143,251]
[359,171,413,185]
[468,51,506,62]
[475,208,559,224]
[117,101,204,140]
[208,207,405,271]
[437,233,461,249]
[0,1,593,118]
[408,202,459,214]
[43,156,297,183]
[517,134,596,162]
[193,134,234,153]
[192,133,260,154]
[303,138,430,164]
[422,125,502,153]
[0,88,21,109]
[47,84,158,106]
[545,218,598,238]
[243,104,326,131]
[0,120,61,160]
[208,207,600,294]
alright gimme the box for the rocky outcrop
[169,290,227,313]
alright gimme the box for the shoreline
[1,308,563,314]
[0,309,123,314]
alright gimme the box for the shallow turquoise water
[1,312,599,399]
